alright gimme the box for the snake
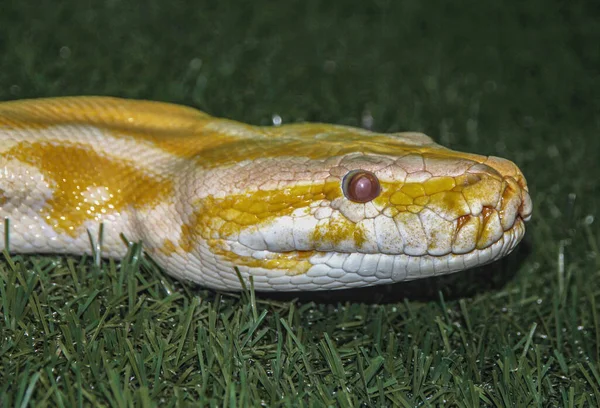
[0,97,532,291]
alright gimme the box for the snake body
[0,97,532,291]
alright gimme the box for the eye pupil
[343,170,381,203]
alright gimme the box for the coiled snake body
[0,97,532,291]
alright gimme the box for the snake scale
[0,97,532,291]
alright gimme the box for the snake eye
[342,170,381,203]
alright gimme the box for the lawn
[1,0,599,406]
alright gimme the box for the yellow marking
[454,173,481,189]
[165,180,368,272]
[0,96,207,131]
[389,191,413,206]
[0,96,243,160]
[376,172,504,221]
[110,127,241,160]
[462,177,503,209]
[160,239,178,256]
[1,97,490,169]
[407,205,423,214]
[208,244,316,275]
[401,184,426,198]
[6,142,172,235]
[312,217,367,248]
[427,191,471,219]
[423,176,456,195]
[414,196,430,206]
[170,181,341,256]
[194,136,488,169]
[160,237,315,275]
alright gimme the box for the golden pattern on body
[5,141,172,235]
[0,96,532,291]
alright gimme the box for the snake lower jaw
[223,216,527,291]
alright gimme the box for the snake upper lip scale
[0,96,532,291]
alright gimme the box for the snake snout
[482,156,532,224]
[517,187,532,222]
[515,175,533,222]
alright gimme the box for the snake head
[170,128,532,291]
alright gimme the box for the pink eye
[342,170,381,203]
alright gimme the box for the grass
[1,0,599,406]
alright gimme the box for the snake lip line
[209,218,527,292]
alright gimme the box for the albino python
[0,97,532,291]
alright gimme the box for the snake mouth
[233,218,528,291]
[226,203,530,291]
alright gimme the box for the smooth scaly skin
[0,97,532,291]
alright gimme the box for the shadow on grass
[258,239,532,304]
